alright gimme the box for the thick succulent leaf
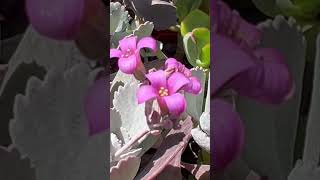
[185,67,207,121]
[302,33,320,165]
[175,0,202,21]
[110,71,137,106]
[0,145,35,180]
[180,9,209,36]
[191,126,210,152]
[110,156,141,180]
[183,32,199,67]
[191,112,210,152]
[133,21,154,40]
[110,2,129,35]
[251,0,282,17]
[237,16,306,180]
[129,0,177,30]
[9,63,107,180]
[113,81,150,143]
[0,62,46,146]
[0,26,92,95]
[135,117,193,179]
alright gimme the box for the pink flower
[137,70,190,116]
[110,36,157,74]
[165,58,202,94]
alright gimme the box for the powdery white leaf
[113,81,149,144]
[1,26,93,95]
[133,21,154,40]
[237,16,306,180]
[191,112,210,152]
[185,67,207,121]
[110,156,141,180]
[110,2,129,35]
[9,63,107,180]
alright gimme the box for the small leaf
[110,156,141,180]
[192,27,210,50]
[183,32,198,67]
[180,9,209,36]
[197,43,210,68]
[110,2,129,35]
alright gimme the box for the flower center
[158,87,169,97]
[121,49,133,58]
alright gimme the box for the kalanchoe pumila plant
[108,1,211,179]
[109,36,208,179]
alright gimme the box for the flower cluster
[110,35,201,120]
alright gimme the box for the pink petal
[212,33,256,95]
[146,70,167,90]
[119,36,137,51]
[163,93,186,116]
[110,49,122,58]
[165,58,179,69]
[213,99,245,170]
[137,85,158,104]
[137,37,157,53]
[167,72,190,94]
[184,77,202,94]
[229,48,294,104]
[118,54,138,74]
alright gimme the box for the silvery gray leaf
[110,2,130,35]
[9,63,107,180]
[185,67,207,121]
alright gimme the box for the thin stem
[115,129,151,158]
[147,134,192,179]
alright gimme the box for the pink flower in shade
[137,70,190,116]
[165,58,202,95]
[110,36,157,74]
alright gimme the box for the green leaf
[183,32,199,67]
[180,9,209,36]
[197,43,210,68]
[192,27,210,50]
[175,0,202,21]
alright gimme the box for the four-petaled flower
[137,70,190,116]
[110,36,157,74]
